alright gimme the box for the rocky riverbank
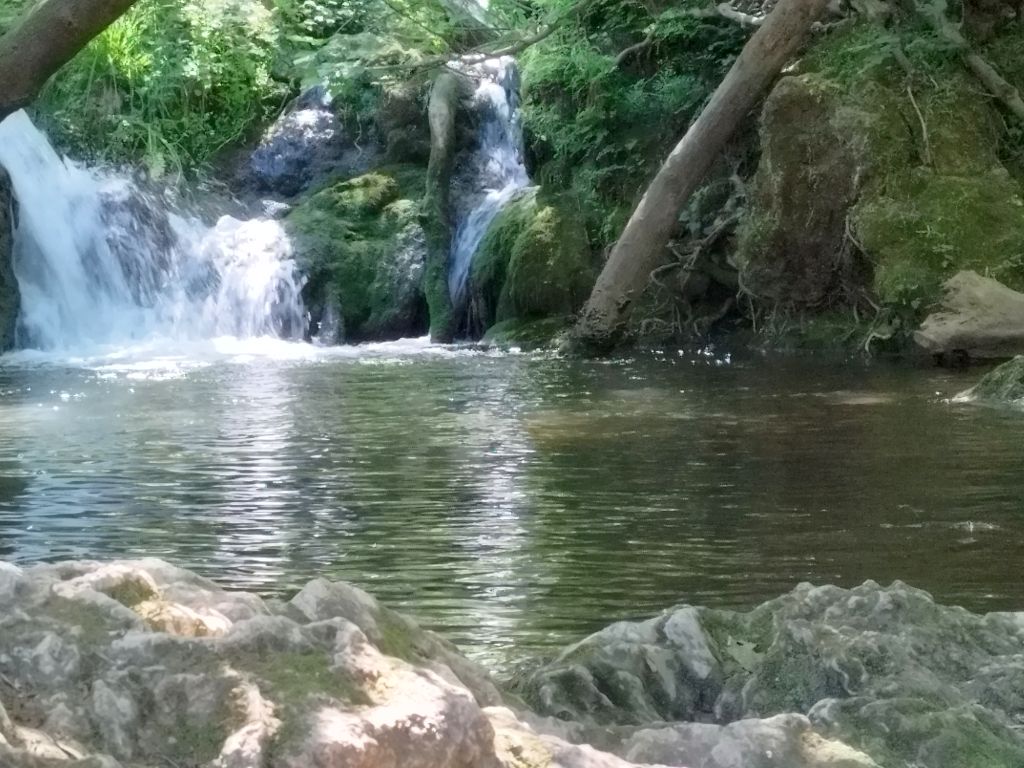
[2,560,1022,767]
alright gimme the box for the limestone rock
[915,271,1024,359]
[516,580,1024,767]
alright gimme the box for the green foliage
[36,0,286,176]
[519,1,746,247]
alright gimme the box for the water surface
[0,340,1019,669]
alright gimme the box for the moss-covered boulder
[739,23,1024,344]
[466,188,594,337]
[285,165,429,342]
[737,74,869,309]
[0,168,17,352]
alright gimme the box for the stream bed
[0,340,1020,669]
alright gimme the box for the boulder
[737,75,868,309]
[915,271,1024,359]
[285,166,429,342]
[0,167,18,351]
[514,580,1024,768]
[467,188,595,337]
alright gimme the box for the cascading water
[448,57,532,308]
[0,110,306,352]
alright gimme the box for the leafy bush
[519,0,746,247]
[35,0,286,176]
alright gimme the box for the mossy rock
[467,188,595,336]
[482,317,571,350]
[286,165,429,342]
[740,22,1024,348]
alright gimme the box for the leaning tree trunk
[569,0,828,353]
[0,0,138,121]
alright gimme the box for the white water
[448,57,531,307]
[0,111,307,353]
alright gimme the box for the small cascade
[0,110,306,351]
[448,57,531,309]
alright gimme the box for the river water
[0,342,1018,669]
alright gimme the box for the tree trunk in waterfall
[421,70,463,343]
[0,0,139,121]
[569,0,828,354]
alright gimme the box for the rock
[915,271,1024,359]
[245,85,381,198]
[285,167,429,342]
[515,580,1024,768]
[738,75,868,309]
[0,167,18,352]
[955,355,1024,406]
[0,560,1011,768]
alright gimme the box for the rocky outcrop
[915,271,1024,359]
[515,580,1024,768]
[0,559,892,768]
[0,167,17,351]
[243,86,382,199]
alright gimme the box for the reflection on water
[0,341,1021,668]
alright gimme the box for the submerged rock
[915,271,1024,359]
[955,355,1024,406]
[515,580,1024,767]
[0,167,16,351]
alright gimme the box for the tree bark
[570,0,828,353]
[0,0,138,121]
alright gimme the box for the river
[0,340,1017,670]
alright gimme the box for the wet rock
[956,355,1024,406]
[0,167,18,352]
[915,271,1024,360]
[245,86,381,198]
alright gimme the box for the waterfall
[0,110,306,352]
[448,57,531,307]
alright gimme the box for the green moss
[468,189,595,334]
[286,164,429,340]
[483,318,570,350]
[169,720,228,764]
[245,650,369,705]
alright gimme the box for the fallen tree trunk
[569,0,828,353]
[0,0,138,121]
